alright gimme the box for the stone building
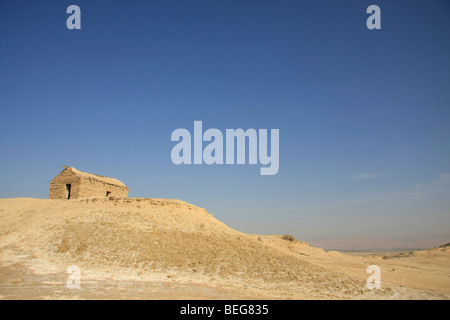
[49,166,129,199]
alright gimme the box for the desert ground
[0,198,448,300]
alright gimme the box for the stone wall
[49,168,128,199]
[77,177,128,199]
[49,168,82,199]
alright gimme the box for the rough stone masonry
[49,166,128,199]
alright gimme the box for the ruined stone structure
[49,166,129,199]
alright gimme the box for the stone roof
[64,166,128,188]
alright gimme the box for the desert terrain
[0,198,448,300]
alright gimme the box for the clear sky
[1,0,449,249]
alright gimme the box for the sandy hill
[0,198,449,299]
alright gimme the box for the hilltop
[0,198,448,299]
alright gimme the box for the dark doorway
[106,191,111,197]
[66,184,71,199]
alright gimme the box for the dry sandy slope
[0,198,448,299]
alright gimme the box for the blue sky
[1,0,449,249]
